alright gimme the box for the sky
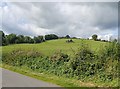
[0,2,118,40]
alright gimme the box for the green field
[2,39,107,56]
[2,39,118,87]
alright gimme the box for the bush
[66,39,74,43]
[2,49,43,66]
[99,42,119,61]
[65,42,98,80]
[50,51,69,62]
[97,42,119,81]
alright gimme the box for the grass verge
[1,64,98,89]
[1,64,118,89]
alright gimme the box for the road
[2,68,60,87]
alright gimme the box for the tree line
[0,31,117,46]
[0,31,59,46]
[0,31,78,46]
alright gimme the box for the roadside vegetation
[1,31,119,87]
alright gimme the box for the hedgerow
[2,42,119,86]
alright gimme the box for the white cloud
[2,2,118,39]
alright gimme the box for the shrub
[66,39,74,43]
[66,42,97,80]
[50,51,69,62]
[98,42,119,81]
[2,49,43,66]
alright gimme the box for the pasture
[2,39,107,56]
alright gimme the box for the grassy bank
[1,64,118,89]
[2,39,119,88]
[1,64,96,88]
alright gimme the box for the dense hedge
[2,42,119,86]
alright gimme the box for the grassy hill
[2,39,107,56]
[2,39,118,87]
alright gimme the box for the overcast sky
[1,2,118,40]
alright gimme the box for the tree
[38,36,44,42]
[0,31,8,46]
[51,34,58,39]
[15,35,25,43]
[29,38,34,43]
[34,36,44,43]
[24,36,30,43]
[92,34,98,41]
[24,36,34,43]
[7,34,17,44]
[65,35,70,38]
[45,34,58,40]
[45,34,51,40]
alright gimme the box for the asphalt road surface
[2,68,60,87]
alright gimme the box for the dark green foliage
[34,36,44,43]
[2,49,43,66]
[66,43,98,79]
[66,39,74,43]
[99,42,119,60]
[101,40,108,42]
[72,37,77,39]
[50,51,69,62]
[97,39,101,41]
[1,31,59,46]
[15,35,25,43]
[92,34,98,41]
[24,36,34,43]
[0,31,8,46]
[7,34,17,44]
[65,35,70,38]
[97,42,119,80]
[45,34,58,40]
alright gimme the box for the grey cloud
[2,2,118,38]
